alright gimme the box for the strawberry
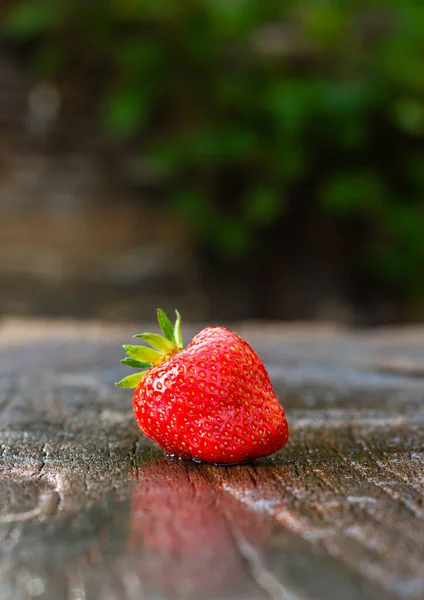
[116,309,288,464]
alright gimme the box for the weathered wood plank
[0,319,423,599]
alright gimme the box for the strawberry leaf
[123,344,164,365]
[115,371,147,389]
[133,332,174,353]
[121,357,152,369]
[174,309,183,349]
[157,309,176,345]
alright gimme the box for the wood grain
[0,319,423,600]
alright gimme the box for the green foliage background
[4,0,424,312]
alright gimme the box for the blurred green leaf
[266,81,319,135]
[117,38,164,78]
[172,188,249,259]
[321,172,385,215]
[380,37,424,91]
[3,0,66,38]
[406,155,424,190]
[392,99,424,135]
[243,186,284,225]
[33,43,65,75]
[185,127,257,164]
[101,90,150,138]
[299,3,347,45]
[6,0,424,304]
[386,203,424,251]
[171,189,211,226]
[109,0,173,19]
[212,218,250,259]
[208,0,263,38]
[318,81,373,119]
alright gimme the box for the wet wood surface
[0,319,423,600]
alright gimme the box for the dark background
[1,0,424,324]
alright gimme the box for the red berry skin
[132,326,289,464]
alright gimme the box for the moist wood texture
[0,319,423,600]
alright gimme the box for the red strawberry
[116,309,288,464]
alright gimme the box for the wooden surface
[0,319,423,600]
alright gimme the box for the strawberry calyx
[115,308,183,389]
